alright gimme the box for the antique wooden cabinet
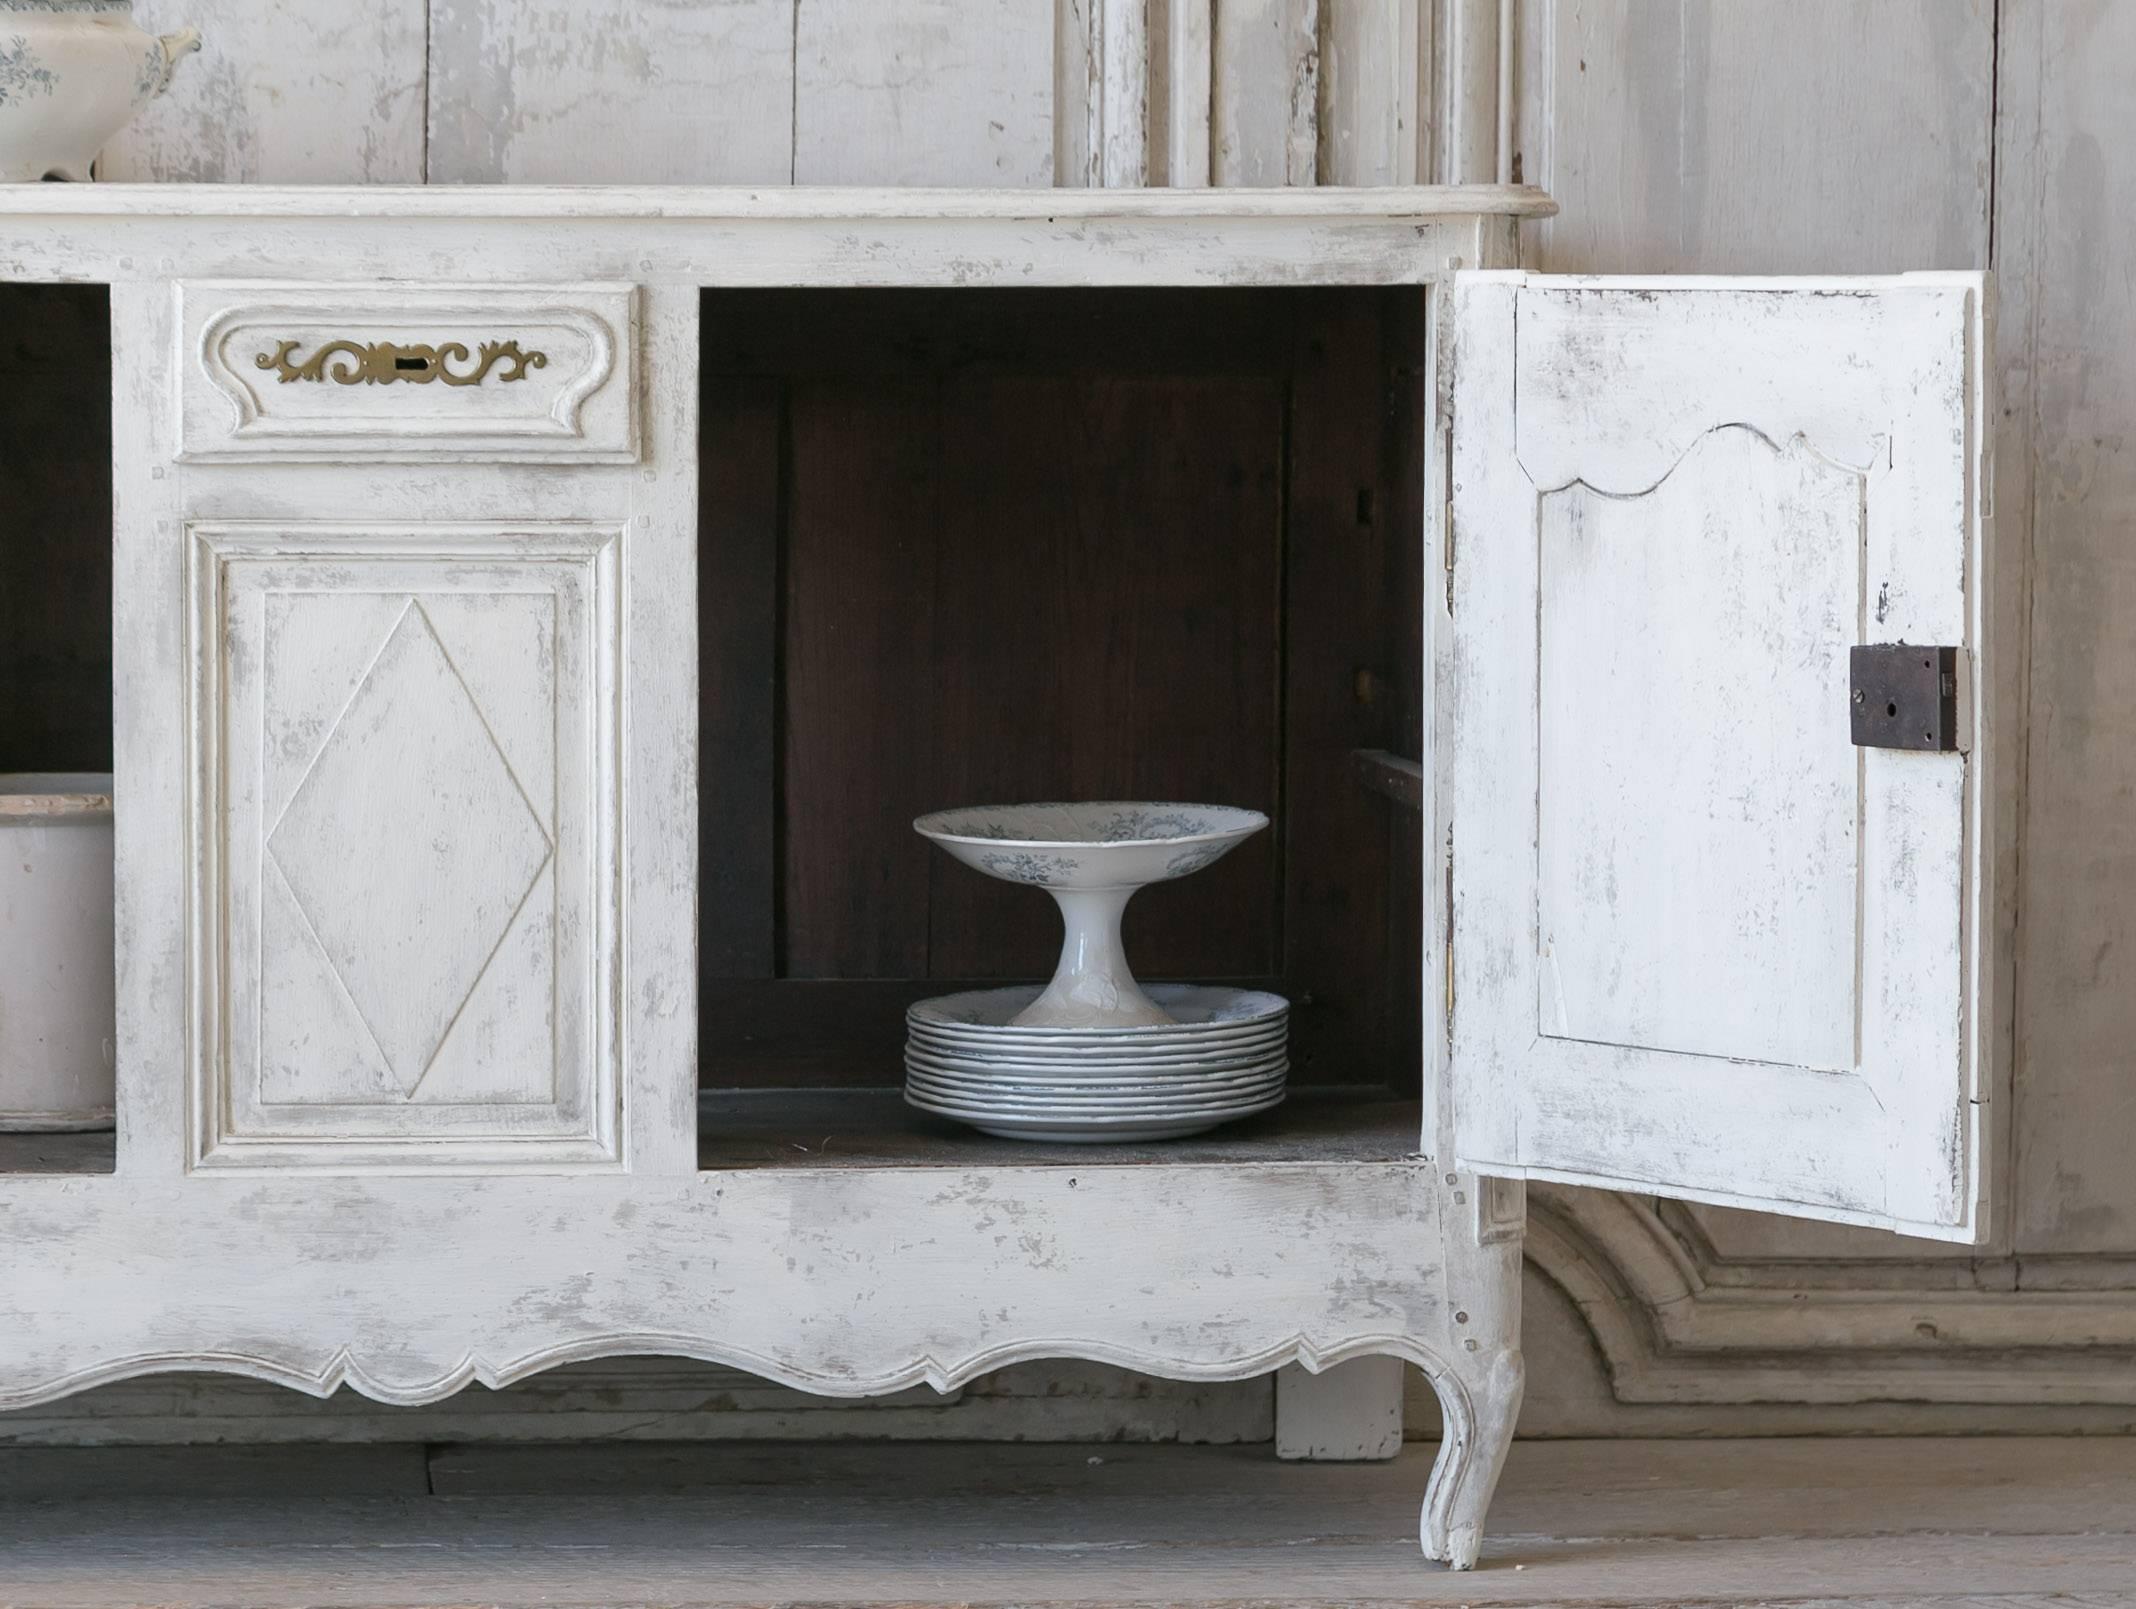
[0,186,1995,1569]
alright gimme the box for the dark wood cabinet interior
[0,285,111,777]
[699,287,1428,1093]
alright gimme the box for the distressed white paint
[1054,0,1150,187]
[1434,0,1504,183]
[98,0,427,182]
[424,0,794,185]
[84,0,1438,201]
[1150,0,1214,186]
[1449,272,1993,1241]
[178,282,638,462]
[1512,0,1994,275]
[1316,0,1423,186]
[794,0,1056,186]
[190,526,621,1172]
[1211,0,1318,187]
[0,189,1550,1561]
[1276,1354,1404,1459]
[0,184,2027,1549]
[0,783,114,1131]
[0,186,1550,293]
[0,1357,1275,1447]
[0,1157,1525,1568]
[1537,428,1862,1073]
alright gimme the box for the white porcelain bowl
[912,802,1267,891]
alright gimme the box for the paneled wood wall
[108,0,1416,186]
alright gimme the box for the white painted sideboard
[0,185,1996,1569]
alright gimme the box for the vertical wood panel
[698,378,783,979]
[1150,0,1215,186]
[1316,0,1422,186]
[426,0,794,183]
[1514,0,1992,272]
[779,378,940,979]
[1433,0,1501,184]
[1282,291,1406,1082]
[919,372,1285,983]
[1211,0,1318,186]
[768,293,1292,986]
[101,0,426,181]
[2006,0,2136,1254]
[794,0,1057,185]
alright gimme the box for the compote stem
[1013,885,1175,1029]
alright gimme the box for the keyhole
[395,355,428,372]
[1886,702,1898,718]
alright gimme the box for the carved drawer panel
[187,524,622,1171]
[177,283,639,462]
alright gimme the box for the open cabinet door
[1447,272,1993,1242]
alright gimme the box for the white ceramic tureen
[0,1,199,181]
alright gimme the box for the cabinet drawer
[178,282,639,463]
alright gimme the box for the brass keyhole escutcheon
[256,338,550,387]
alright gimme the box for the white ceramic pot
[0,1,199,182]
[1,774,115,1131]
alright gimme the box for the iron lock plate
[1850,644,1967,752]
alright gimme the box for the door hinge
[1849,644,1969,753]
[1442,830,1456,1049]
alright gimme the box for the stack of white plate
[905,984,1288,1143]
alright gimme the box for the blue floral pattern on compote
[978,851,1083,884]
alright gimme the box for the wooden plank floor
[2,1437,2133,1607]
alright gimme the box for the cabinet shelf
[0,1131,113,1176]
[696,1085,1419,1170]
[0,1089,1419,1179]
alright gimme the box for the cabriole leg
[1418,1344,1523,1569]
[1420,1173,1526,1568]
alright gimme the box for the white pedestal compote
[908,803,1288,1141]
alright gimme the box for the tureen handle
[152,27,204,98]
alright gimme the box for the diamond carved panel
[191,525,621,1172]
[269,604,552,1095]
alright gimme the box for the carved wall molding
[1527,1186,2136,1407]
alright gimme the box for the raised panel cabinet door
[1448,272,1993,1241]
[187,523,623,1171]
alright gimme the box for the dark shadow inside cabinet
[697,286,1430,1131]
[0,285,111,777]
[0,284,115,1177]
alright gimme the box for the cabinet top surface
[0,182,1557,222]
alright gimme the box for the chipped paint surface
[0,193,1542,1566]
[1447,272,1992,1241]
